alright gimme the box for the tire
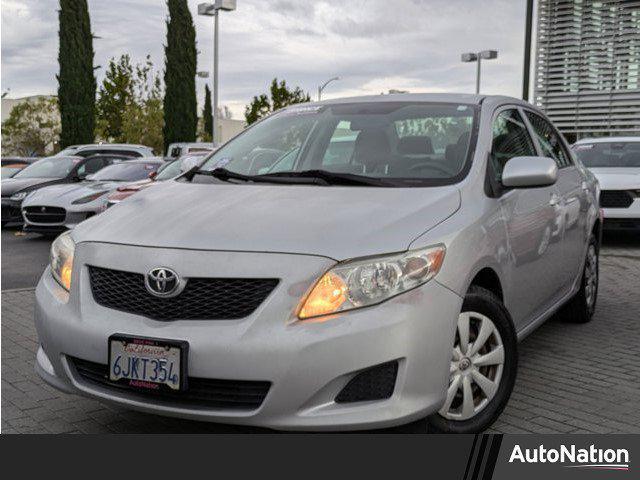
[427,286,518,433]
[558,233,598,323]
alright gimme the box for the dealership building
[534,0,640,141]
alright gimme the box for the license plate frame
[108,334,189,392]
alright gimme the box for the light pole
[461,50,498,94]
[198,1,236,145]
[318,76,340,101]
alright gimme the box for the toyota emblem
[144,267,184,298]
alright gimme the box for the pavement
[1,227,52,290]
[1,228,639,433]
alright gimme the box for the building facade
[534,0,640,141]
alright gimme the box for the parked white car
[55,143,155,158]
[572,137,640,230]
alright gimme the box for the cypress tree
[163,0,197,153]
[203,84,213,140]
[57,0,96,147]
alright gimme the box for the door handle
[549,194,561,206]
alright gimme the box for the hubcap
[585,244,598,309]
[439,312,504,421]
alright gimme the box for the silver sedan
[34,94,600,432]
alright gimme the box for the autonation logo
[509,444,630,471]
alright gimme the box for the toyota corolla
[34,94,600,432]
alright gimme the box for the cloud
[1,0,529,119]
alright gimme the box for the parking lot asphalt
[1,228,639,433]
[1,226,52,290]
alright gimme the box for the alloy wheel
[439,311,505,421]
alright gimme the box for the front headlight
[50,231,75,291]
[71,191,107,204]
[297,244,446,320]
[10,191,28,201]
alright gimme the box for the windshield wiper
[192,168,330,186]
[262,170,390,187]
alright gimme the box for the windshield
[157,155,203,181]
[572,142,640,168]
[200,102,478,187]
[91,162,159,181]
[13,156,78,179]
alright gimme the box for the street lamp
[318,76,340,101]
[461,50,498,94]
[198,0,237,145]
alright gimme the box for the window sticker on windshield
[457,105,469,112]
[212,157,231,169]
[281,105,324,116]
[573,144,593,151]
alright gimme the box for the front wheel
[428,286,518,433]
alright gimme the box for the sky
[1,0,532,120]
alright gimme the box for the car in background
[1,155,123,227]
[165,142,215,160]
[55,143,155,158]
[1,157,39,179]
[105,154,207,207]
[572,137,640,230]
[21,158,163,234]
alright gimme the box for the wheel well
[470,268,504,302]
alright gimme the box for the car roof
[574,137,640,144]
[113,158,163,164]
[295,93,533,108]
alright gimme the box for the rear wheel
[427,286,517,433]
[558,233,598,323]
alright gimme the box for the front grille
[1,204,22,221]
[335,361,398,404]
[23,206,66,223]
[600,190,634,209]
[88,266,279,321]
[69,357,270,411]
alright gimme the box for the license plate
[108,335,188,391]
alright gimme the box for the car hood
[1,177,62,196]
[73,180,462,260]
[22,181,124,206]
[590,168,640,190]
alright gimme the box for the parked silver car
[572,137,640,231]
[22,159,163,234]
[34,94,600,432]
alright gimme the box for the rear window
[572,142,640,168]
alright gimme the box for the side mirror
[148,171,157,180]
[502,156,558,188]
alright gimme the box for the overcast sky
[1,0,531,119]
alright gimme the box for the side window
[82,157,105,175]
[322,121,357,166]
[525,111,571,168]
[491,109,536,178]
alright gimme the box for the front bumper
[22,206,97,233]
[34,243,462,431]
[602,199,640,230]
[1,198,23,224]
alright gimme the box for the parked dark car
[1,154,134,226]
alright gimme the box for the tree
[96,55,134,141]
[244,78,310,125]
[123,56,164,154]
[1,97,61,156]
[202,84,213,141]
[57,0,96,147]
[163,0,197,153]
